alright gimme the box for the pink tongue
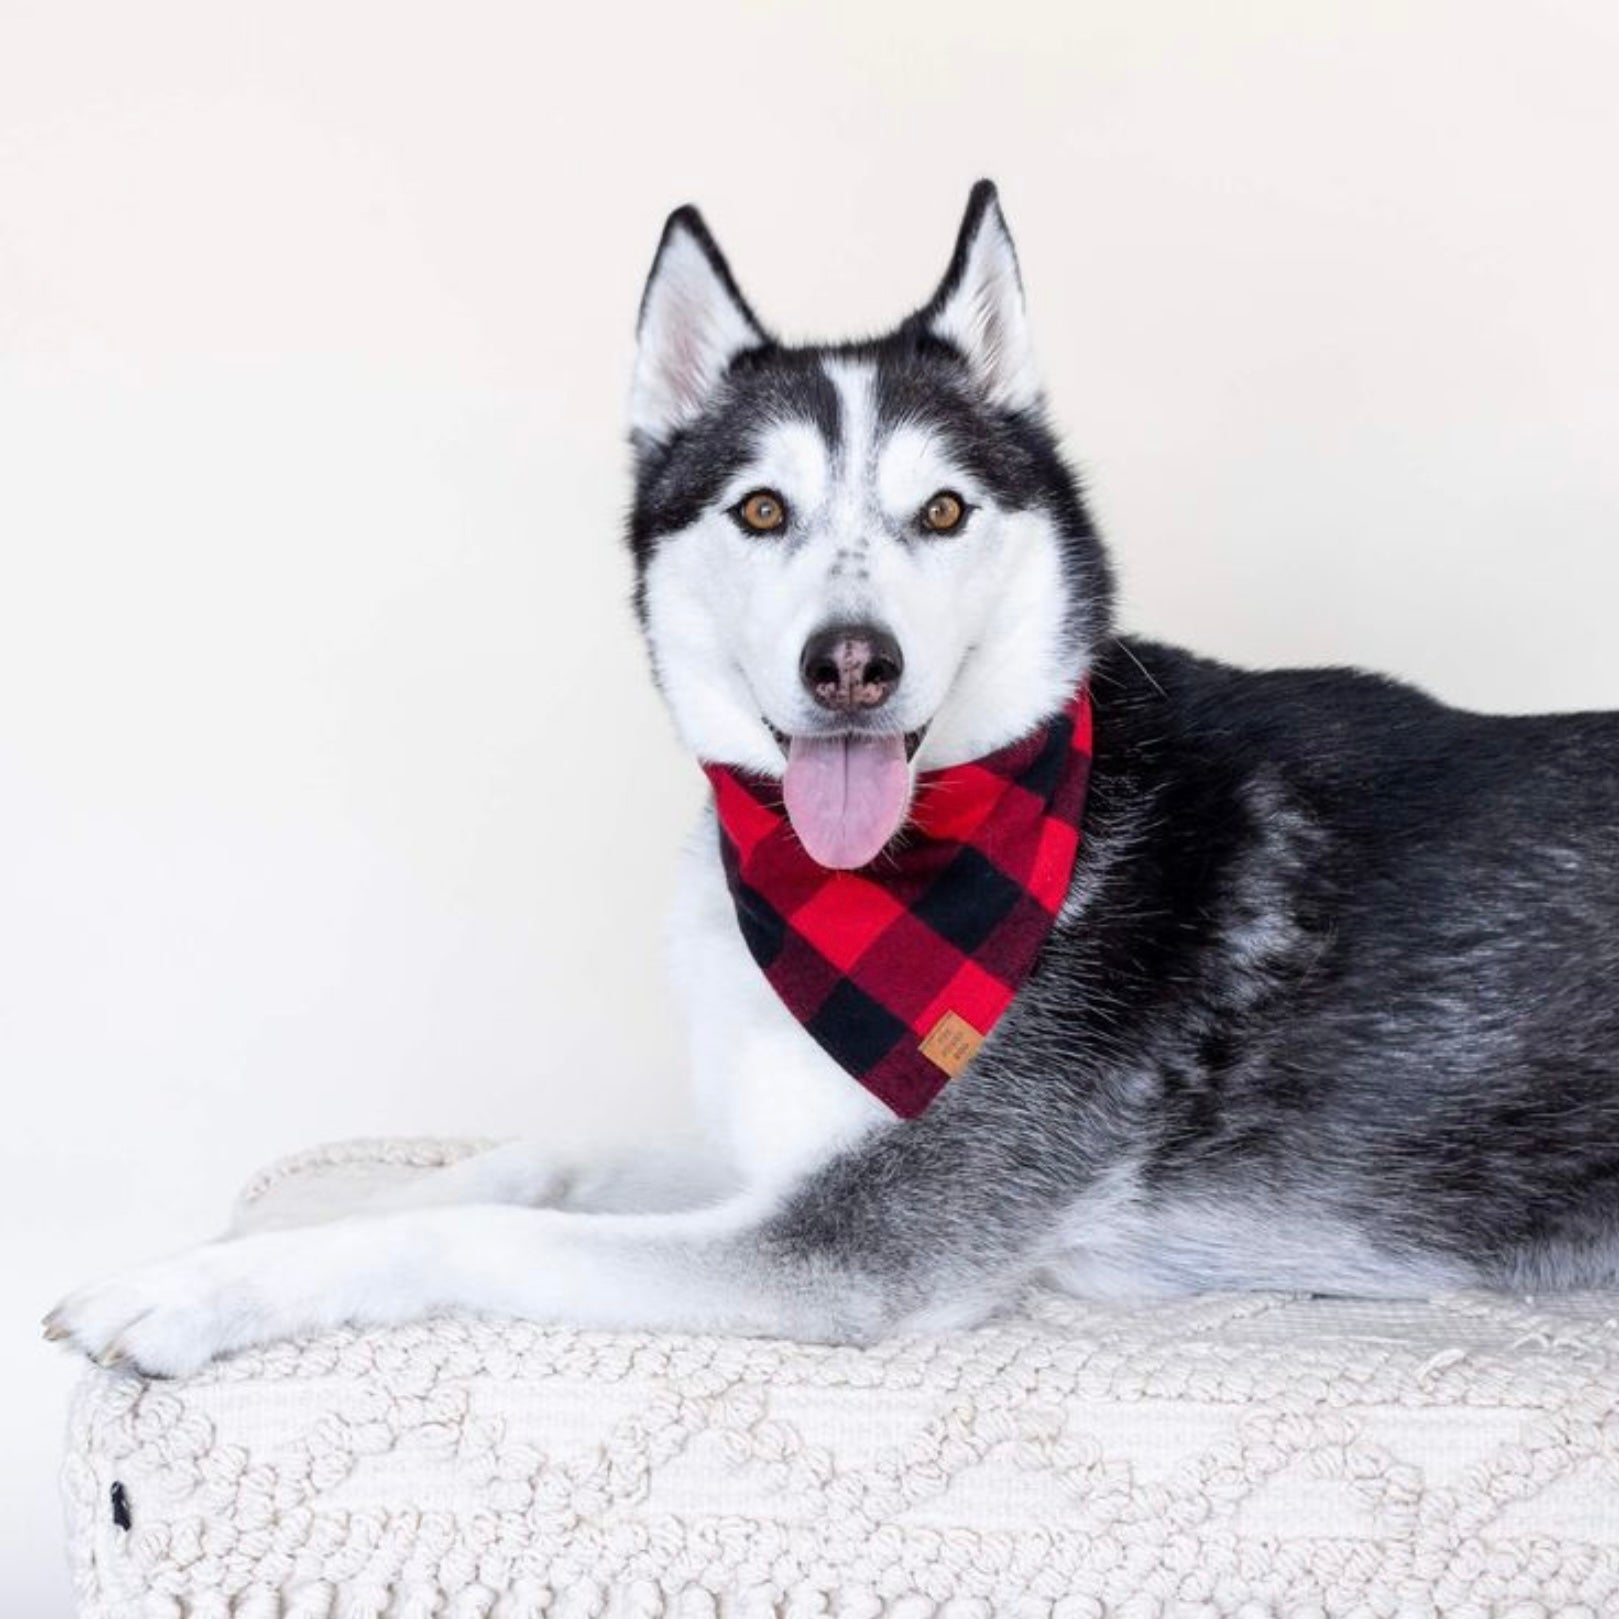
[783,733,911,869]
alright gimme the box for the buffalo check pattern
[704,687,1093,1119]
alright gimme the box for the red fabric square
[768,932,844,1019]
[707,769,780,862]
[788,873,908,972]
[845,911,970,1023]
[1029,817,1080,912]
[1071,695,1094,758]
[967,781,1048,885]
[913,958,1015,1043]
[909,763,1004,844]
[860,1044,939,1120]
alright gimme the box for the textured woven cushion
[62,1139,1619,1617]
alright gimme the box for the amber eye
[736,489,788,534]
[920,490,967,535]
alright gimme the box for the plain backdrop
[5,0,1619,1607]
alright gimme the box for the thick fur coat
[48,183,1619,1377]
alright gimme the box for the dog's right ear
[631,207,768,449]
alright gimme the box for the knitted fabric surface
[705,686,1092,1118]
[62,1139,1619,1619]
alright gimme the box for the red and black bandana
[703,687,1093,1119]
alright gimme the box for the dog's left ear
[631,206,768,449]
[922,181,1041,413]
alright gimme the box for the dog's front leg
[46,1193,888,1378]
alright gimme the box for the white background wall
[5,0,1619,1607]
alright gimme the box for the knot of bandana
[703,687,1093,1118]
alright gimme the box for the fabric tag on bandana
[919,1010,985,1077]
[704,686,1093,1118]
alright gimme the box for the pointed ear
[922,181,1040,413]
[631,206,768,447]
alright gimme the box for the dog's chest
[669,811,889,1188]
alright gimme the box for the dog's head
[628,181,1113,868]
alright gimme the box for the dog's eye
[735,490,788,534]
[920,490,967,535]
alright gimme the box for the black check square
[732,881,787,968]
[910,845,1023,956]
[1019,714,1072,800]
[974,891,1062,985]
[805,979,910,1076]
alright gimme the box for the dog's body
[50,184,1619,1376]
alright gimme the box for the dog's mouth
[763,720,930,870]
[765,722,928,762]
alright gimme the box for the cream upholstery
[63,1139,1619,1617]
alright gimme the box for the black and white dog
[49,182,1619,1377]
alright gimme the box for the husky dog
[49,182,1619,1378]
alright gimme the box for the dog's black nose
[800,623,904,713]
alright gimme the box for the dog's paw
[44,1241,278,1379]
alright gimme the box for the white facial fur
[635,193,1084,777]
[641,358,1080,775]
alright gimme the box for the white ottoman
[62,1140,1619,1617]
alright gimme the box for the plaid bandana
[703,687,1093,1118]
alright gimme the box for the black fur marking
[870,343,1047,511]
[628,338,1112,666]
[630,351,842,586]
